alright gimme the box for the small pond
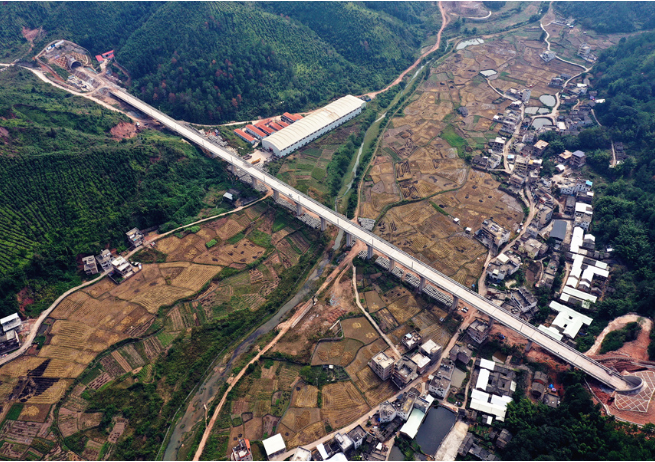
[415,406,457,455]
[538,108,551,114]
[524,107,539,115]
[539,94,556,106]
[493,351,508,363]
[532,117,553,129]
[456,38,484,50]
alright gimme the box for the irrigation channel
[163,254,331,460]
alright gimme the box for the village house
[487,252,522,284]
[391,357,419,388]
[96,249,113,272]
[369,351,395,381]
[82,255,98,275]
[569,150,586,168]
[476,219,510,250]
[511,286,538,318]
[532,140,549,157]
[467,318,492,346]
[450,344,472,364]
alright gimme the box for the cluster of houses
[259,415,388,461]
[368,337,442,388]
[233,112,302,146]
[82,228,145,283]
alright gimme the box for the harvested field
[119,344,146,369]
[386,295,422,325]
[244,417,263,442]
[100,355,127,378]
[375,308,399,333]
[79,412,103,430]
[0,358,48,378]
[363,379,397,406]
[17,404,50,423]
[26,379,71,404]
[280,407,321,433]
[311,338,363,367]
[88,372,112,390]
[341,317,378,344]
[111,350,132,374]
[263,414,279,436]
[363,291,385,313]
[321,381,369,430]
[287,420,326,448]
[290,384,318,408]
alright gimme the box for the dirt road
[192,241,363,460]
[363,1,450,99]
[352,265,401,358]
[586,315,652,359]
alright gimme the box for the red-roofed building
[254,122,274,136]
[234,129,257,145]
[282,112,303,124]
[267,122,283,131]
[245,125,267,140]
[95,55,105,63]
[101,50,115,60]
[277,120,289,128]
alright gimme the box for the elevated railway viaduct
[111,89,641,393]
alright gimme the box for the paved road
[110,90,632,392]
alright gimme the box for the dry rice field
[321,382,369,430]
[290,384,319,408]
[341,317,378,344]
[363,291,385,313]
[311,338,363,367]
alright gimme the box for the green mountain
[0,67,231,316]
[0,2,439,123]
[554,1,655,33]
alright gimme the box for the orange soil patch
[587,315,652,361]
[110,121,138,140]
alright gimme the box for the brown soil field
[311,338,363,367]
[290,384,319,408]
[375,308,399,333]
[321,381,370,429]
[363,291,385,313]
[341,317,379,344]
[280,407,321,433]
[386,294,422,325]
[276,363,302,391]
[244,416,263,442]
[18,404,51,423]
[287,420,326,449]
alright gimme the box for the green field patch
[226,233,245,245]
[272,211,293,233]
[206,239,218,249]
[248,230,272,248]
[311,168,326,181]
[5,404,23,421]
[441,125,467,155]
[157,331,177,348]
[300,148,322,158]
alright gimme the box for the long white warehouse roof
[264,95,365,152]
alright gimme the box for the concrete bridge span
[110,89,638,392]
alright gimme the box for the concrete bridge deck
[111,89,634,392]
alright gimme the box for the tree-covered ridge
[565,31,655,354]
[0,2,437,124]
[0,67,229,316]
[119,2,436,123]
[554,2,655,33]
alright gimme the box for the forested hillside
[0,2,438,124]
[555,2,655,33]
[502,372,655,460]
[0,67,230,317]
[569,31,655,354]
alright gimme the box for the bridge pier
[320,217,326,232]
[418,276,426,293]
[451,296,459,312]
[367,244,373,260]
[273,190,279,201]
[525,340,533,353]
[251,176,258,187]
[296,202,303,216]
[346,233,353,248]
[389,258,395,271]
